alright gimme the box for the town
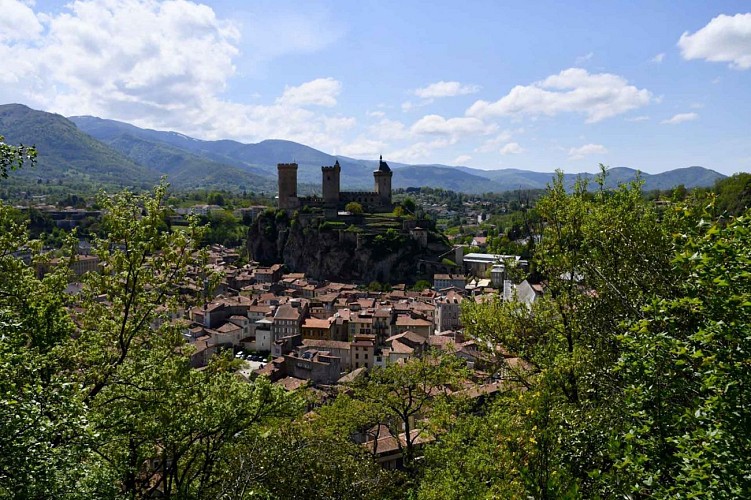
[15,160,541,474]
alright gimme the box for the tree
[0,135,36,178]
[453,172,685,497]
[207,191,225,207]
[345,201,363,215]
[350,354,468,473]
[67,184,296,496]
[0,180,296,497]
[401,197,416,214]
[0,202,89,497]
[412,279,432,291]
[616,205,751,497]
[212,395,405,499]
[713,172,751,216]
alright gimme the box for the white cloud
[277,78,341,107]
[0,1,363,152]
[476,131,514,153]
[678,13,751,69]
[369,118,407,141]
[575,52,594,64]
[411,114,495,142]
[500,142,524,155]
[0,0,240,114]
[568,143,608,160]
[0,0,43,42]
[466,68,653,123]
[367,110,386,118]
[338,138,387,157]
[388,139,451,163]
[414,80,481,99]
[401,99,436,112]
[661,112,699,124]
[651,52,666,63]
[453,154,472,164]
[626,115,650,122]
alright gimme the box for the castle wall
[277,160,393,213]
[340,191,380,207]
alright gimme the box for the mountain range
[1,103,727,194]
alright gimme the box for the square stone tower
[322,160,341,208]
[373,155,393,207]
[277,163,300,209]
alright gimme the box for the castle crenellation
[278,156,393,212]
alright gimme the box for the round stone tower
[373,155,393,208]
[322,160,341,208]
[277,163,300,210]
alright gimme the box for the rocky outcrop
[248,211,449,284]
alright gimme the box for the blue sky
[1,0,750,175]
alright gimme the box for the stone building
[435,290,463,333]
[277,156,393,212]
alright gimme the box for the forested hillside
[0,104,158,190]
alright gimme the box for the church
[277,156,393,212]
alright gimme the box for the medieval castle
[277,157,393,212]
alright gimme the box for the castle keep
[278,156,393,212]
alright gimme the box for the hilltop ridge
[0,104,729,194]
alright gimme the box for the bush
[345,202,364,215]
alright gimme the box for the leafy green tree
[213,395,404,499]
[412,279,432,291]
[401,197,416,214]
[65,184,295,497]
[616,206,751,497]
[671,183,688,201]
[351,354,469,473]
[0,135,36,178]
[453,172,685,497]
[345,201,364,215]
[0,203,90,497]
[0,180,296,497]
[207,191,225,207]
[713,172,751,216]
[203,210,245,247]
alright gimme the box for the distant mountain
[71,116,376,190]
[392,165,509,192]
[0,104,728,194]
[0,104,158,189]
[643,166,726,191]
[461,165,726,193]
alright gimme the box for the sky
[1,0,750,175]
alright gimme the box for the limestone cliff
[247,211,450,284]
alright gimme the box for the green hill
[71,116,376,190]
[0,104,158,190]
